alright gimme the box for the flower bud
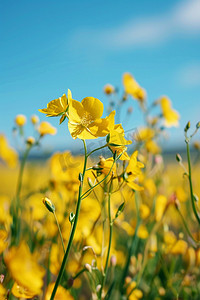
[31,115,39,125]
[84,263,92,273]
[42,197,55,213]
[196,121,200,129]
[15,114,26,127]
[26,136,35,145]
[176,153,182,163]
[184,121,190,132]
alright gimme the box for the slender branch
[186,141,200,225]
[50,140,88,300]
[53,212,65,254]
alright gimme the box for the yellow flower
[68,97,114,139]
[11,282,36,299]
[155,194,168,222]
[26,136,35,145]
[4,242,45,297]
[0,134,18,168]
[0,230,8,254]
[107,124,132,160]
[125,151,144,190]
[95,156,116,177]
[139,203,150,219]
[160,96,179,127]
[103,84,115,95]
[123,73,146,102]
[31,114,39,124]
[0,284,6,299]
[15,114,26,126]
[45,283,74,300]
[39,89,71,117]
[38,121,57,136]
[137,224,148,239]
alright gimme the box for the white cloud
[71,0,200,50]
[178,63,200,87]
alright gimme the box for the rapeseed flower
[0,134,18,168]
[107,124,132,160]
[160,96,179,127]
[4,242,45,297]
[15,114,26,126]
[123,73,146,102]
[39,89,71,117]
[124,151,144,191]
[68,97,114,139]
[38,121,57,136]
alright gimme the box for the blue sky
[1,0,200,153]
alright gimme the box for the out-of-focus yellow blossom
[164,230,177,247]
[158,287,166,296]
[121,221,135,236]
[45,283,74,300]
[134,127,160,154]
[143,178,157,199]
[126,280,136,295]
[134,127,154,142]
[38,121,57,136]
[108,125,132,160]
[68,97,114,139]
[0,284,6,299]
[15,114,26,126]
[145,139,161,154]
[123,73,146,102]
[4,242,45,297]
[184,247,196,269]
[26,136,35,145]
[160,96,179,127]
[170,240,188,255]
[0,195,12,228]
[139,203,150,219]
[129,289,143,300]
[39,89,71,117]
[125,151,144,191]
[182,274,192,287]
[196,248,200,266]
[137,224,148,239]
[155,194,168,222]
[175,186,187,202]
[11,282,36,299]
[0,134,18,168]
[149,234,157,253]
[193,141,200,150]
[0,230,8,254]
[31,114,39,124]
[103,84,115,95]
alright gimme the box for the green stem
[87,144,108,157]
[50,140,88,300]
[176,206,200,246]
[120,192,140,295]
[186,142,200,225]
[13,145,32,244]
[53,212,65,254]
[100,180,113,297]
[73,268,87,280]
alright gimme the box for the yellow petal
[68,99,84,123]
[81,97,104,119]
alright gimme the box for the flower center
[81,112,93,127]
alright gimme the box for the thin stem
[100,180,113,297]
[186,142,200,225]
[73,268,87,280]
[13,145,32,244]
[87,144,108,157]
[53,212,65,254]
[176,206,200,246]
[120,192,140,295]
[50,140,88,300]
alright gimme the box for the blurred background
[1,0,200,155]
